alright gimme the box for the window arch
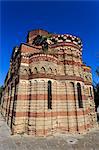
[48,68,52,74]
[23,69,27,75]
[29,68,32,75]
[54,69,57,75]
[34,80,37,91]
[70,82,74,87]
[90,87,92,97]
[48,80,52,109]
[77,83,83,108]
[69,82,75,100]
[41,67,46,73]
[34,67,38,74]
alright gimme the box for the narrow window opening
[90,87,92,97]
[48,68,52,74]
[34,67,38,74]
[41,67,46,73]
[48,81,52,109]
[77,83,83,108]
[55,69,57,75]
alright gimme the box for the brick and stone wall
[1,29,97,136]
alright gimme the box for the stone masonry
[0,29,98,136]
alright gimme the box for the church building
[1,29,97,136]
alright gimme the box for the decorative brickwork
[1,29,97,136]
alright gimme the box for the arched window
[41,67,46,73]
[34,67,38,74]
[23,69,27,75]
[55,69,57,75]
[34,80,37,92]
[77,83,83,108]
[48,80,52,109]
[29,68,32,75]
[48,68,52,74]
[90,87,92,97]
[69,82,75,101]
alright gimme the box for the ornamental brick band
[0,29,98,137]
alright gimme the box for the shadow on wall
[0,86,4,105]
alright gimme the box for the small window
[29,68,32,75]
[55,69,57,75]
[34,67,38,74]
[41,67,46,73]
[48,81,52,109]
[48,68,52,74]
[77,83,83,108]
[90,87,92,97]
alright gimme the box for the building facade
[1,29,97,136]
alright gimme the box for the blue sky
[0,1,99,86]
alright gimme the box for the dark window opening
[48,81,52,109]
[90,87,92,97]
[77,83,83,108]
